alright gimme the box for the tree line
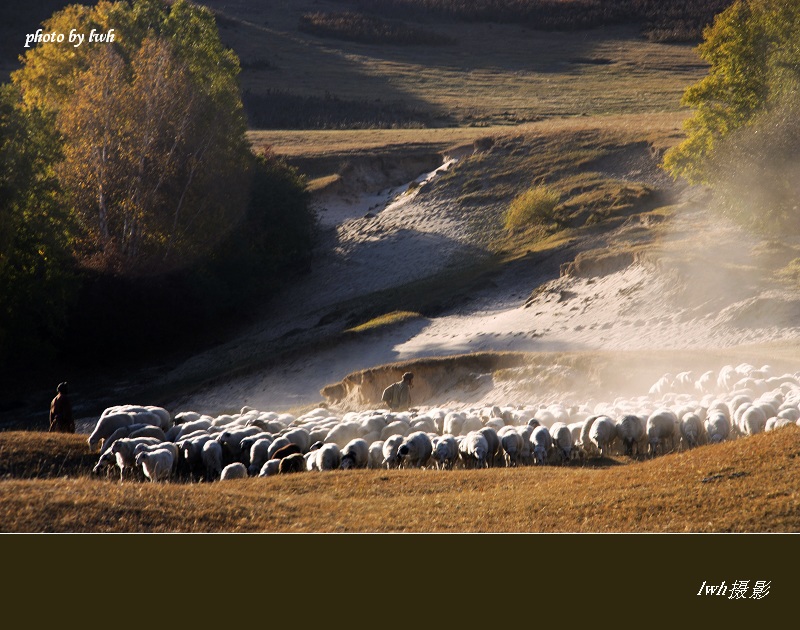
[334,0,736,42]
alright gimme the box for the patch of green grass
[345,310,423,333]
[776,258,800,284]
[504,185,561,230]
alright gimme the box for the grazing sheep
[202,440,224,481]
[178,434,215,477]
[738,405,767,437]
[431,435,459,470]
[172,419,213,441]
[646,409,678,456]
[315,443,342,471]
[174,411,202,424]
[258,459,282,477]
[549,422,573,463]
[133,442,179,480]
[340,438,369,470]
[589,416,616,458]
[680,413,706,449]
[517,424,535,465]
[282,428,311,453]
[278,453,306,474]
[267,436,292,460]
[478,426,501,467]
[247,439,274,476]
[135,448,175,483]
[98,423,151,456]
[368,441,385,469]
[704,412,731,444]
[382,434,405,469]
[397,431,433,469]
[579,415,599,456]
[530,425,553,465]
[216,427,261,464]
[96,436,162,481]
[616,415,645,457]
[459,431,489,469]
[271,443,303,462]
[87,413,136,452]
[220,462,248,480]
[499,428,524,467]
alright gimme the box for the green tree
[12,0,251,272]
[0,84,76,363]
[663,0,800,185]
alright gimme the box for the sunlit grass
[345,310,423,333]
[2,428,799,532]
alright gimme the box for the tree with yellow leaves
[13,0,251,272]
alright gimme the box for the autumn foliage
[1,0,315,372]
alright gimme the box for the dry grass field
[205,0,708,129]
[2,428,799,533]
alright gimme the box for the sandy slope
[163,143,800,418]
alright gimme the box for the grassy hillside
[205,0,710,128]
[1,428,798,532]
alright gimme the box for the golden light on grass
[504,185,561,231]
[2,429,799,532]
[345,310,423,333]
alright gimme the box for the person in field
[382,372,414,411]
[49,382,75,433]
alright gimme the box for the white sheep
[87,412,136,452]
[315,443,341,471]
[431,435,459,470]
[135,448,175,482]
[704,412,731,443]
[220,462,248,481]
[202,440,224,481]
[459,431,489,469]
[589,416,616,458]
[615,414,645,456]
[282,428,311,453]
[397,431,433,469]
[98,436,162,481]
[680,412,706,449]
[549,421,573,463]
[478,426,501,467]
[368,441,385,469]
[646,409,678,456]
[579,415,599,456]
[382,434,405,469]
[530,425,553,465]
[340,438,369,470]
[499,427,524,467]
[247,438,274,476]
[172,419,213,441]
[258,459,282,477]
[738,405,766,437]
[98,423,154,456]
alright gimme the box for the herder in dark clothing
[382,372,414,412]
[49,382,75,433]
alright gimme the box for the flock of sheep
[86,362,800,483]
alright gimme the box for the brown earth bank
[1,429,798,532]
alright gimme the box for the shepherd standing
[49,382,75,433]
[382,372,414,411]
